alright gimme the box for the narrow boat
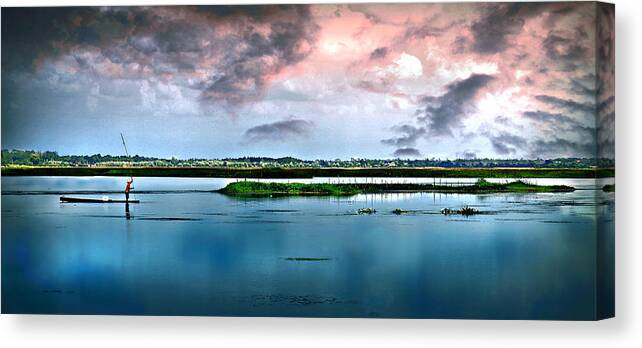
[60,196,140,203]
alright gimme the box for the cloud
[530,138,595,158]
[541,29,590,71]
[534,95,594,114]
[381,125,426,147]
[381,74,494,156]
[369,47,388,60]
[470,4,528,54]
[1,6,321,110]
[596,3,615,159]
[542,32,588,61]
[418,74,494,136]
[393,147,422,158]
[486,131,527,155]
[243,117,313,143]
[403,15,462,40]
[523,110,579,127]
[569,75,596,98]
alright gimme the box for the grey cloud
[486,131,527,155]
[418,74,494,136]
[596,3,614,159]
[403,15,462,40]
[243,118,313,143]
[535,95,594,114]
[2,6,320,109]
[542,31,589,66]
[382,74,494,156]
[381,125,426,147]
[570,75,596,98]
[393,147,422,158]
[369,47,388,60]
[523,110,596,140]
[470,4,529,54]
[530,138,595,158]
[523,110,579,126]
[597,96,615,159]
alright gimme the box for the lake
[1,176,614,319]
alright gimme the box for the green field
[1,166,615,178]
[218,179,575,196]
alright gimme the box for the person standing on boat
[125,178,133,202]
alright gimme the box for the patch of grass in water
[441,205,481,216]
[357,208,376,214]
[218,178,575,196]
[219,181,361,196]
[602,184,615,192]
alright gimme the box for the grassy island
[602,184,615,192]
[218,179,574,196]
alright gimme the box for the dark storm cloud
[393,147,422,158]
[469,3,533,54]
[1,7,145,71]
[381,125,426,147]
[1,5,320,109]
[200,6,320,107]
[243,118,313,143]
[369,47,388,60]
[418,74,494,136]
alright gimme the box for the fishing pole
[120,133,133,180]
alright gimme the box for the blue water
[1,176,614,319]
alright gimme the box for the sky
[1,3,614,160]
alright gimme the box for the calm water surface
[1,176,614,319]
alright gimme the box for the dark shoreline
[1,166,615,179]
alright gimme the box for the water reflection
[1,177,614,319]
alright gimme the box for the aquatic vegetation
[602,184,615,192]
[218,181,361,196]
[218,179,575,196]
[441,206,480,216]
[392,208,409,215]
[357,208,376,215]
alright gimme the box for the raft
[60,196,140,203]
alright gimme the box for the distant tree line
[1,149,615,169]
